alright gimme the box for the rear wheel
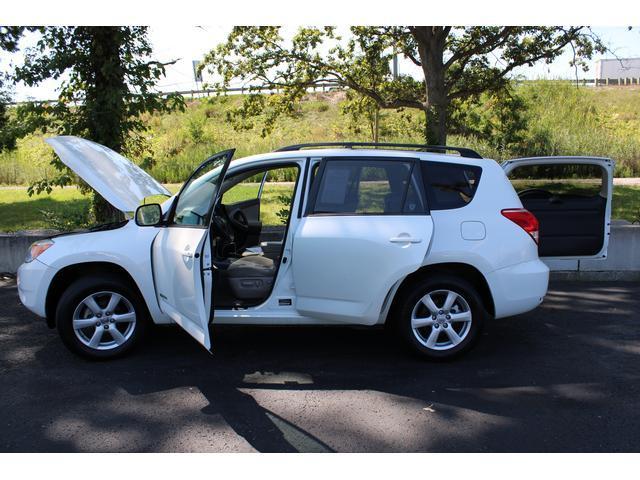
[395,275,486,359]
[56,275,149,360]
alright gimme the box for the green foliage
[3,81,640,187]
[0,26,30,151]
[449,87,529,157]
[39,207,92,231]
[12,27,185,221]
[201,26,605,144]
[275,193,293,224]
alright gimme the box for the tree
[202,26,605,145]
[13,27,184,222]
[0,26,27,151]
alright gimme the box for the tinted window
[421,161,482,210]
[310,159,426,215]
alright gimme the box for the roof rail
[274,142,483,159]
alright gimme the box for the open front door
[152,150,234,351]
[503,156,614,260]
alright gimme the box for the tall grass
[2,82,640,186]
[516,81,640,175]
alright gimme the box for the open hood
[45,136,170,213]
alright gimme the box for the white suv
[16,137,614,360]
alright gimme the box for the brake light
[501,209,539,244]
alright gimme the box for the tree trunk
[85,26,128,223]
[92,194,121,224]
[413,27,449,145]
[424,104,447,145]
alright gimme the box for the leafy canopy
[202,26,605,143]
[13,26,185,196]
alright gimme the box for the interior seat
[225,255,276,300]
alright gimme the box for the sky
[2,26,640,102]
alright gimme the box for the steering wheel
[228,209,250,232]
[210,204,235,243]
[518,188,553,199]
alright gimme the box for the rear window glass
[509,163,604,197]
[311,159,426,215]
[421,161,482,210]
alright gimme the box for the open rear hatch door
[46,136,170,214]
[503,156,614,260]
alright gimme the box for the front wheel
[395,275,486,359]
[55,275,149,360]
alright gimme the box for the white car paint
[17,136,614,354]
[292,215,433,325]
[46,136,170,213]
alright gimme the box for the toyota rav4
[16,137,614,359]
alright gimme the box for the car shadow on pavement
[2,280,640,452]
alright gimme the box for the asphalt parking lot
[1,277,639,452]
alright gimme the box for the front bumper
[486,258,550,319]
[17,259,57,319]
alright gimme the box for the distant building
[595,58,640,80]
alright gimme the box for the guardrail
[7,83,342,106]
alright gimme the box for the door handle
[389,236,422,244]
[182,251,194,258]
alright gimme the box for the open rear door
[503,156,614,260]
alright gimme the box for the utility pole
[392,54,398,79]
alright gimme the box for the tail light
[501,209,539,244]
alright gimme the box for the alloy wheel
[410,289,473,351]
[72,291,137,351]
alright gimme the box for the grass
[1,182,638,233]
[0,187,91,232]
[0,183,296,232]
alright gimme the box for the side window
[421,161,482,210]
[221,171,264,205]
[172,156,227,226]
[310,159,426,215]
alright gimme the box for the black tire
[393,274,487,359]
[55,274,149,360]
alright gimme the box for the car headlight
[25,239,54,263]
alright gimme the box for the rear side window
[421,161,482,210]
[309,159,426,215]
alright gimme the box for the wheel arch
[385,262,495,325]
[44,261,149,328]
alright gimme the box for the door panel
[152,149,234,351]
[292,215,433,325]
[152,227,211,348]
[224,197,262,248]
[503,157,614,260]
[519,195,606,257]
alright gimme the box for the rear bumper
[17,259,56,319]
[486,259,549,319]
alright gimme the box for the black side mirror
[135,203,163,227]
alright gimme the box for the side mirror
[135,203,163,227]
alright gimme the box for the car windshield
[172,156,228,226]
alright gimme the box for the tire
[55,274,149,360]
[394,274,487,359]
